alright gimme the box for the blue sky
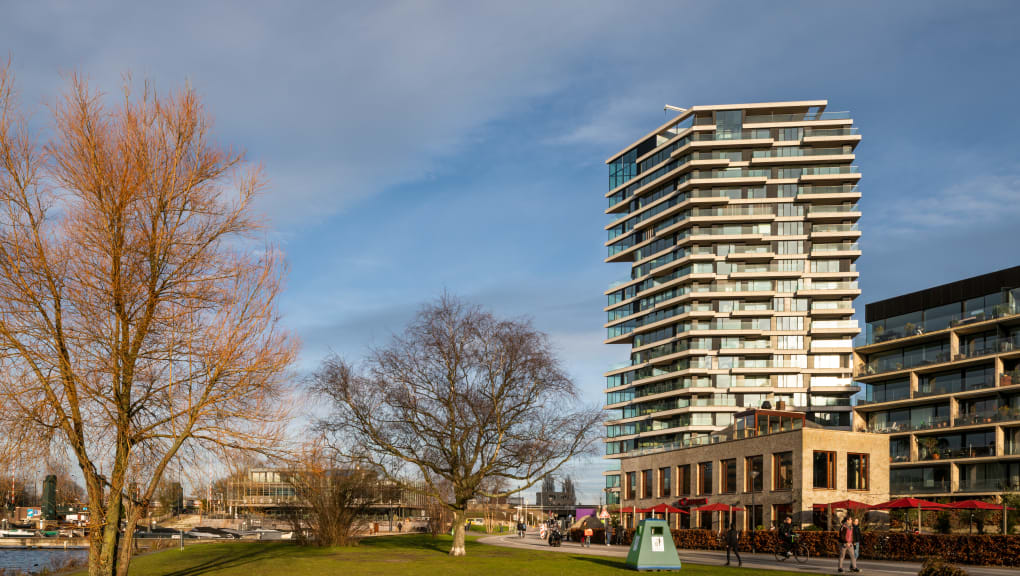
[4,0,1020,502]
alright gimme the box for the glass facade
[858,267,1020,498]
[604,102,860,460]
[867,287,1020,344]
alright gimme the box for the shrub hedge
[566,528,1020,567]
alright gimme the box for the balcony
[868,416,951,434]
[920,444,995,461]
[959,477,1020,493]
[692,129,770,141]
[916,378,995,399]
[803,127,860,138]
[1002,369,1020,387]
[953,339,1017,362]
[810,223,860,234]
[797,184,859,195]
[743,111,852,123]
[861,352,951,377]
[800,165,860,176]
[890,480,950,494]
[807,203,860,214]
[957,406,1020,426]
[866,303,1020,345]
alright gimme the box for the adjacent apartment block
[616,408,888,530]
[854,266,1020,498]
[602,101,862,501]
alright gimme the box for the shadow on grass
[358,534,487,556]
[568,555,628,570]
[158,543,294,576]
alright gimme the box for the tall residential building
[601,101,862,503]
[854,266,1020,499]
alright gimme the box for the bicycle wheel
[793,546,810,564]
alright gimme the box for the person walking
[837,518,860,573]
[851,517,862,560]
[723,525,742,567]
[583,526,594,548]
[606,522,614,546]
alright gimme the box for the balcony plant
[921,437,940,460]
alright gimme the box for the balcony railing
[1002,370,1020,387]
[957,407,1020,426]
[811,243,860,252]
[808,203,860,214]
[920,444,996,461]
[692,129,771,141]
[890,480,950,494]
[916,379,996,399]
[868,416,950,434]
[798,184,859,195]
[953,339,1017,361]
[802,281,859,291]
[801,165,860,176]
[744,111,852,123]
[811,223,860,233]
[803,127,860,137]
[959,478,1020,493]
[861,352,951,376]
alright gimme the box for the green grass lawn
[69,534,827,576]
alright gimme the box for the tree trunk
[449,508,467,556]
[115,507,143,576]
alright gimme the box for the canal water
[0,548,88,574]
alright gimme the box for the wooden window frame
[813,450,837,490]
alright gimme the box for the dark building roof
[866,265,1020,322]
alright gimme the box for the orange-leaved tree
[0,65,297,576]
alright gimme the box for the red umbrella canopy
[616,506,639,513]
[642,503,690,514]
[869,497,948,510]
[948,500,1014,511]
[812,499,870,510]
[696,503,746,512]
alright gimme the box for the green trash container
[625,518,682,571]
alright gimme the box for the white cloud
[869,170,1020,240]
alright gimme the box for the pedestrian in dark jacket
[724,525,741,567]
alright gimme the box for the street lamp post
[751,469,759,554]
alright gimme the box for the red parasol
[947,500,1014,511]
[637,503,690,514]
[869,497,948,510]
[812,499,870,510]
[695,503,746,512]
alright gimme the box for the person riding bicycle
[777,516,795,558]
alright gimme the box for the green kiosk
[625,518,682,571]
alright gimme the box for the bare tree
[313,295,602,556]
[285,441,383,547]
[0,65,296,576]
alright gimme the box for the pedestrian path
[478,532,1017,576]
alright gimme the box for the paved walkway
[479,532,1018,576]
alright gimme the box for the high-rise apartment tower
[602,101,861,502]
